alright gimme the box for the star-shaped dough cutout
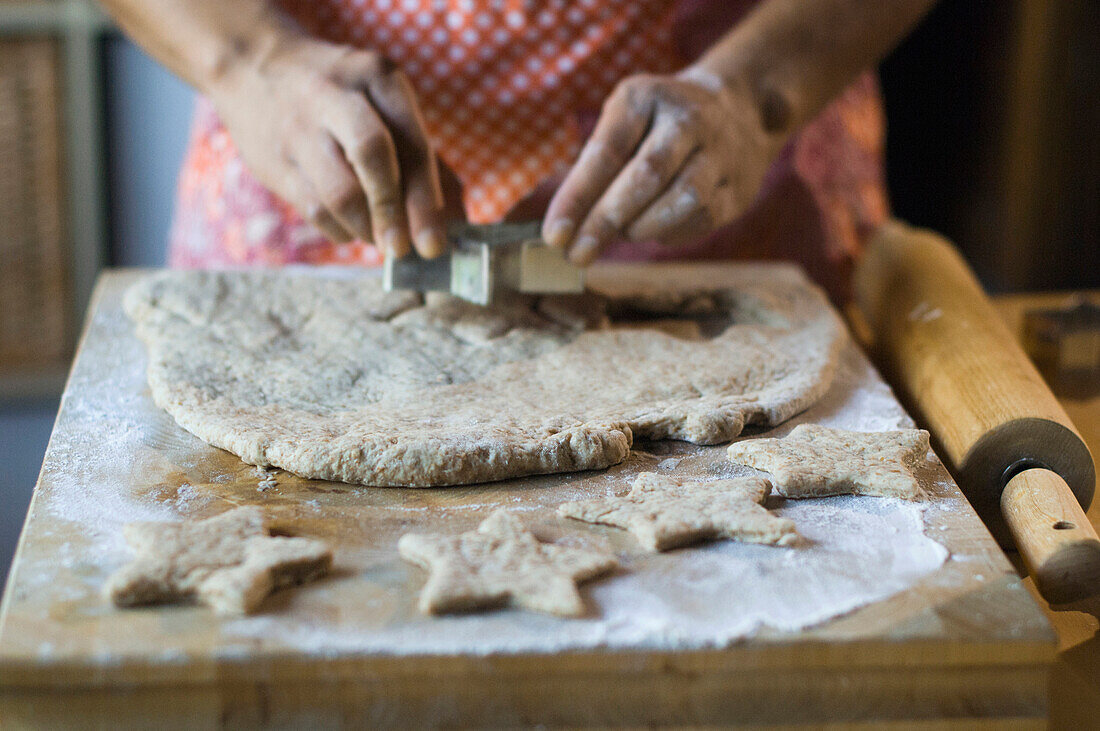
[105,506,333,615]
[558,472,798,552]
[398,509,617,616]
[726,424,931,499]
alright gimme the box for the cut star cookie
[398,509,617,616]
[726,424,931,500]
[558,472,798,552]
[106,506,332,615]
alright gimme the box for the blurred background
[1,0,1098,583]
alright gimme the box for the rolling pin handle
[1000,467,1100,605]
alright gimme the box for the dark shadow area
[880,0,1100,292]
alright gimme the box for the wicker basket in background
[0,38,71,371]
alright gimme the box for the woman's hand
[542,70,784,265]
[210,35,447,257]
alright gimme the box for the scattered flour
[257,471,279,492]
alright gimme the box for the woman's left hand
[542,69,784,265]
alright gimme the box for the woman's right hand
[209,34,448,258]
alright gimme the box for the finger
[291,134,374,243]
[402,160,447,258]
[626,153,728,249]
[283,169,355,244]
[436,159,467,220]
[323,94,408,255]
[542,83,653,253]
[364,70,447,258]
[566,115,698,265]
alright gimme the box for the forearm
[97,0,302,94]
[691,0,938,139]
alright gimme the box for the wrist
[202,12,304,99]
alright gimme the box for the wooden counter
[0,267,1058,727]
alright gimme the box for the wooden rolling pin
[854,220,1100,605]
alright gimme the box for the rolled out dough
[125,269,843,486]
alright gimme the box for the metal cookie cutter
[383,221,585,306]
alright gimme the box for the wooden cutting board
[0,264,1055,728]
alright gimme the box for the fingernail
[416,228,447,258]
[543,219,574,249]
[569,234,599,265]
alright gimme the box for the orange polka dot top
[169,0,888,301]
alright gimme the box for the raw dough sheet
[8,266,980,662]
